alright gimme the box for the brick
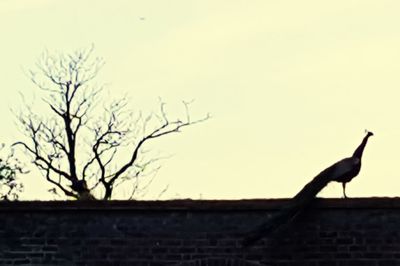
[0,199,400,265]
[13,259,30,265]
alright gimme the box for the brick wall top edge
[0,197,400,212]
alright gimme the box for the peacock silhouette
[243,131,374,247]
[331,130,374,198]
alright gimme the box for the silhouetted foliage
[15,46,209,200]
[0,145,24,200]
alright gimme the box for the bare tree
[15,46,209,200]
[0,145,25,200]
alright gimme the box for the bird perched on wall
[242,131,374,247]
[291,130,374,202]
[330,130,374,198]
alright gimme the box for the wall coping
[0,197,400,212]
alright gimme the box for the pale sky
[1,0,400,200]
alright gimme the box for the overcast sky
[1,0,400,200]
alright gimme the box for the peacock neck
[352,134,372,159]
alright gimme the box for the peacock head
[365,130,374,137]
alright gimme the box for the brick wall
[0,198,400,266]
